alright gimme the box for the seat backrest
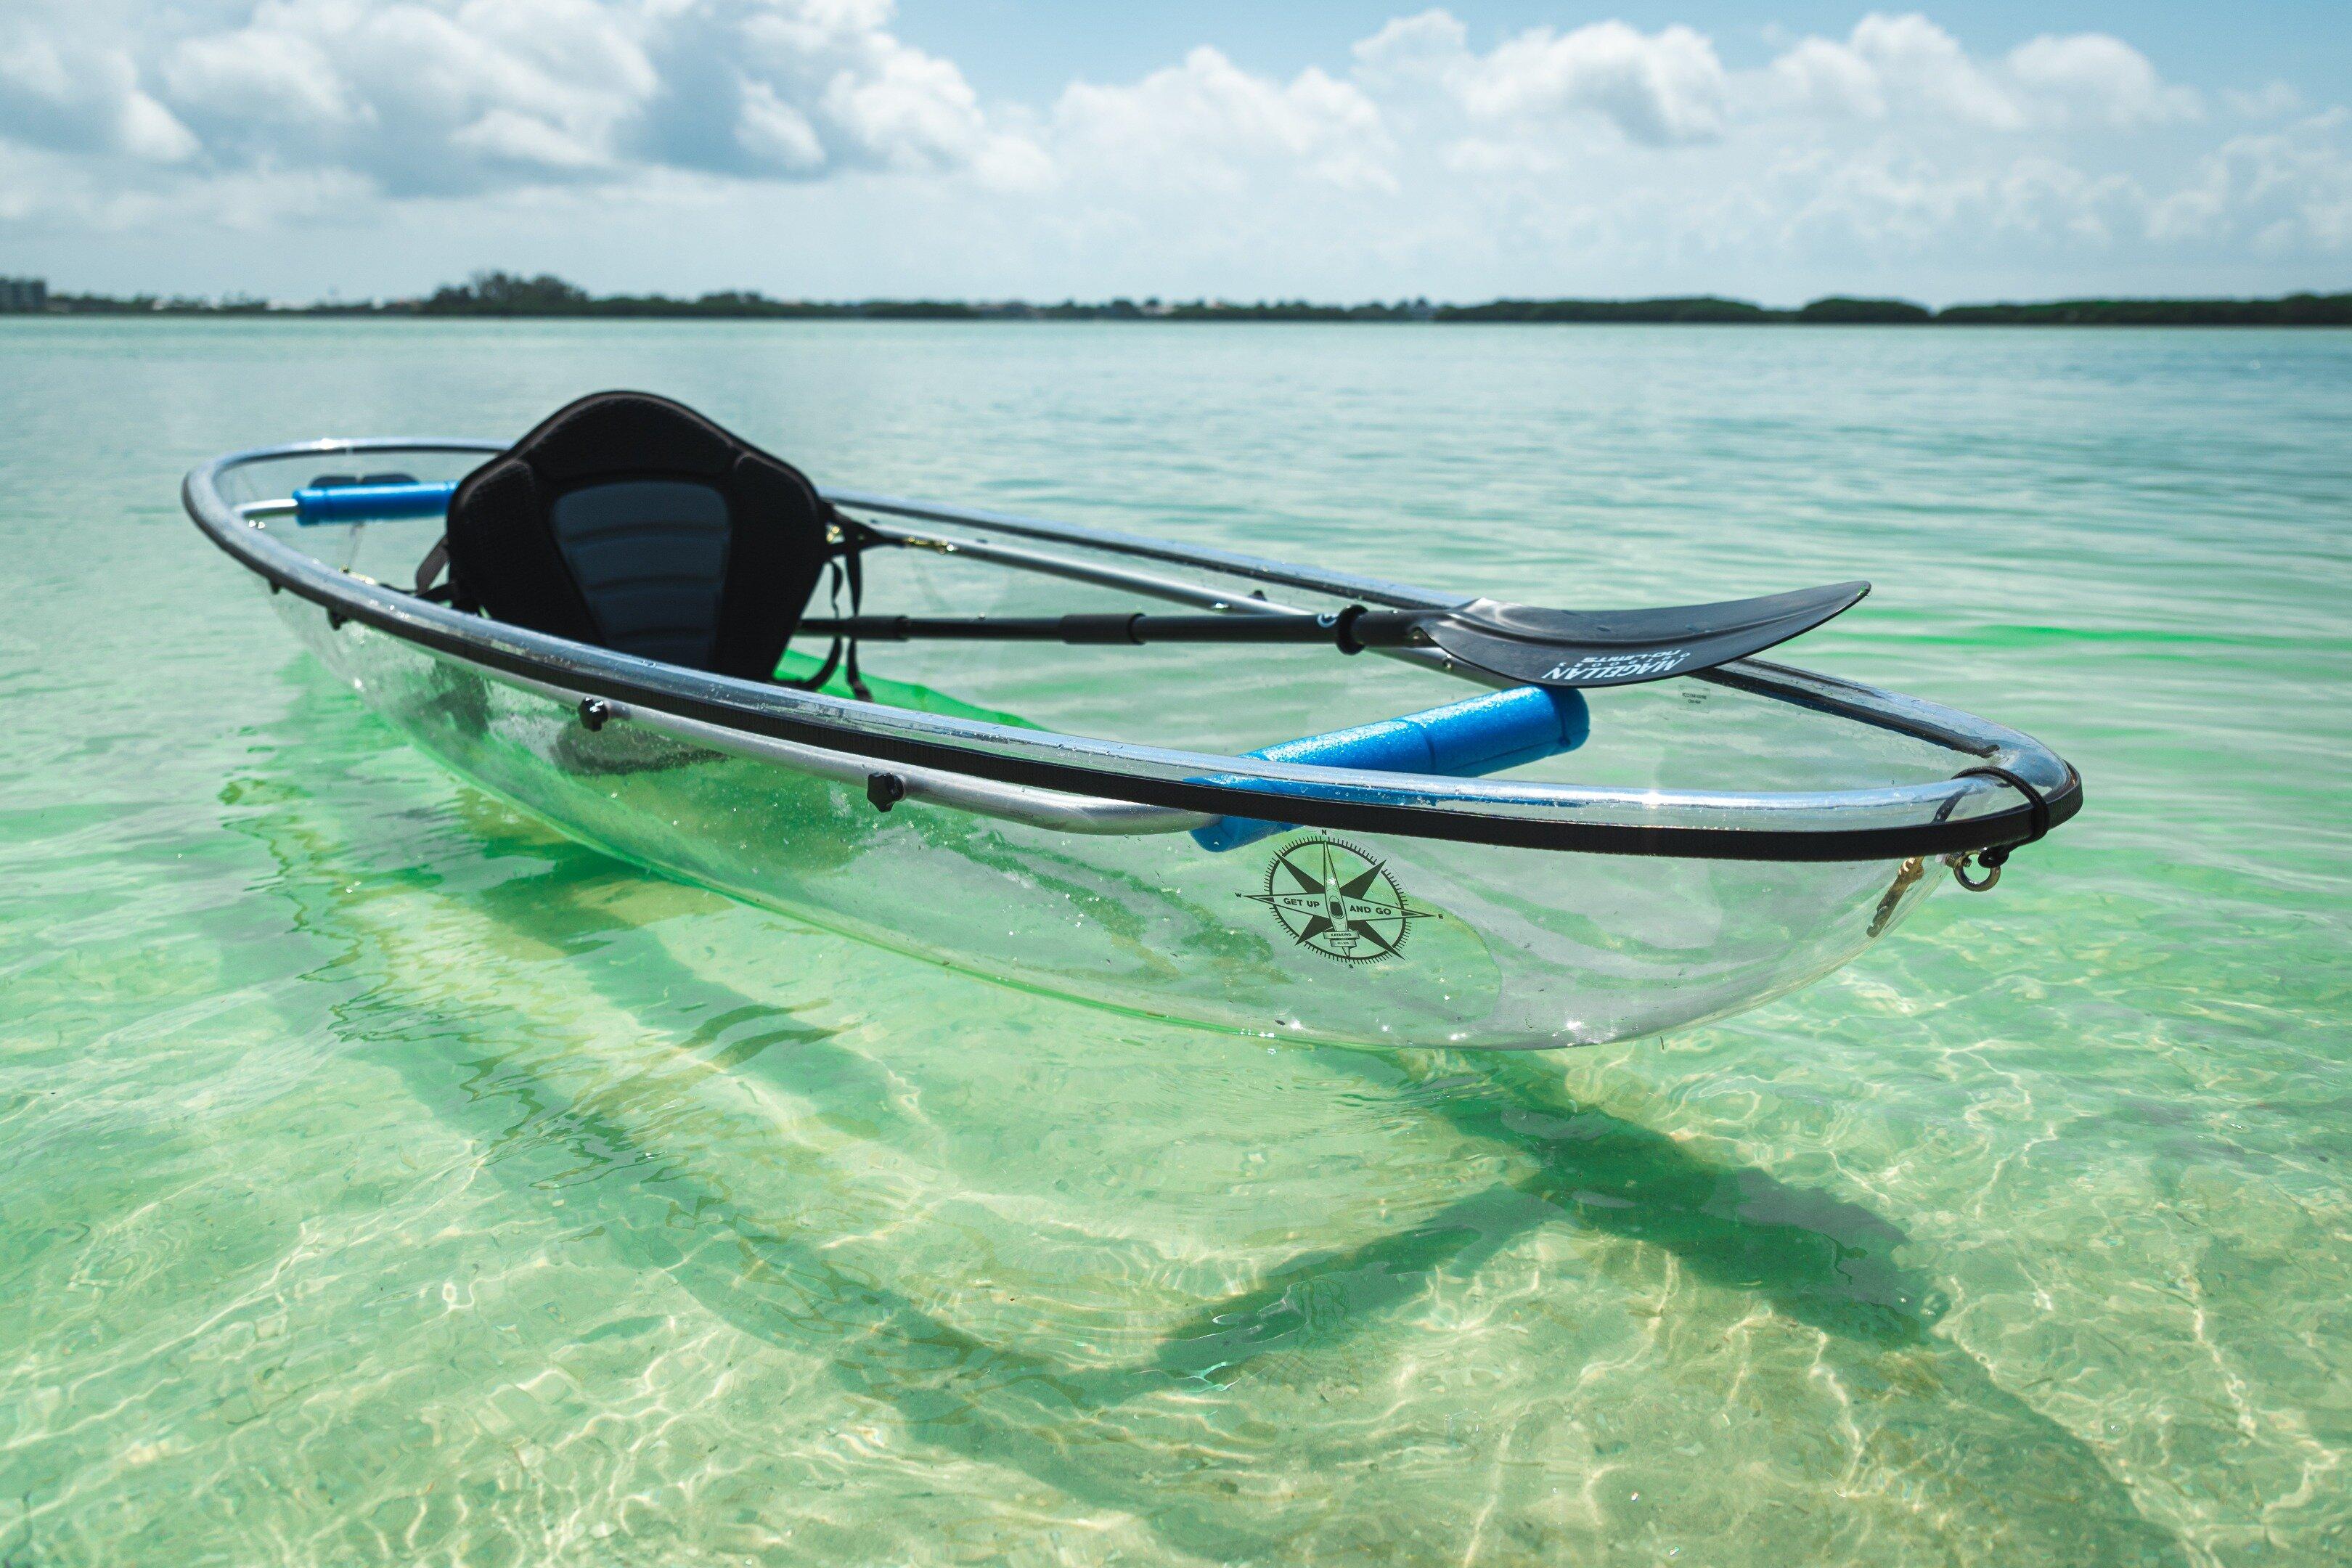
[443,391,836,680]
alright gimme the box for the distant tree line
[18,271,2352,325]
[1436,295,1938,323]
[403,274,1442,322]
[1931,295,2352,326]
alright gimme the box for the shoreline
[8,306,2350,327]
[5,274,2347,327]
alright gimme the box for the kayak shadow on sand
[375,780,1947,1368]
[224,684,2186,1564]
[1156,1049,1942,1379]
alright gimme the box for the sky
[1,1,2345,305]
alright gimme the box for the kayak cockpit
[203,419,2075,844]
[185,403,2081,1048]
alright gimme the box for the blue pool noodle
[1190,684,1591,852]
[293,480,457,526]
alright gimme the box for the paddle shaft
[796,578,1871,689]
[796,608,1425,650]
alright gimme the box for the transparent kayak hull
[283,607,1937,1048]
[191,438,2081,1051]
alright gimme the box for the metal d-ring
[1951,852,2003,891]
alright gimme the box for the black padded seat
[440,391,840,681]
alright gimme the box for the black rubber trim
[218,551,2081,862]
[1955,765,2051,846]
[1952,764,2057,883]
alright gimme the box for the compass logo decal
[1243,836,1437,964]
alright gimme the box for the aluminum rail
[489,663,1214,837]
[828,487,1455,613]
[186,436,2083,859]
[250,494,1508,691]
[839,502,2028,756]
[245,478,2037,742]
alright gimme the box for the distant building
[0,277,48,313]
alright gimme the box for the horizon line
[4,274,2350,327]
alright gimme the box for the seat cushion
[548,480,732,667]
[442,391,836,681]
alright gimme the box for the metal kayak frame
[188,437,2082,866]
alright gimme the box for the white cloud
[1757,15,2197,133]
[1352,9,1472,90]
[1765,37,1887,121]
[1353,11,1726,147]
[1052,47,1389,192]
[162,27,356,130]
[1763,14,2020,128]
[2150,113,2352,250]
[733,81,826,173]
[0,22,200,163]
[449,107,608,173]
[0,5,2343,301]
[2224,83,2303,122]
[1461,22,1727,146]
[114,89,205,164]
[818,41,992,173]
[8,0,1020,197]
[2005,33,2200,128]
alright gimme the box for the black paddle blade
[1424,581,1871,688]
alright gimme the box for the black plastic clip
[1950,765,2051,891]
[579,698,611,732]
[325,611,346,630]
[1331,603,1370,656]
[867,772,907,813]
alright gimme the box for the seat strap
[790,560,852,693]
[411,535,474,608]
[785,511,875,701]
[840,531,872,703]
[415,535,449,595]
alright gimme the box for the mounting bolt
[579,698,611,732]
[866,771,906,813]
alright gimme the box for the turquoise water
[2,319,2347,1564]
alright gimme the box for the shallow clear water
[2,319,2346,1565]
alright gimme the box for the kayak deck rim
[184,435,2083,862]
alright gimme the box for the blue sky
[1,3,2345,304]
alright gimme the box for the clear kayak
[184,394,2081,1050]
